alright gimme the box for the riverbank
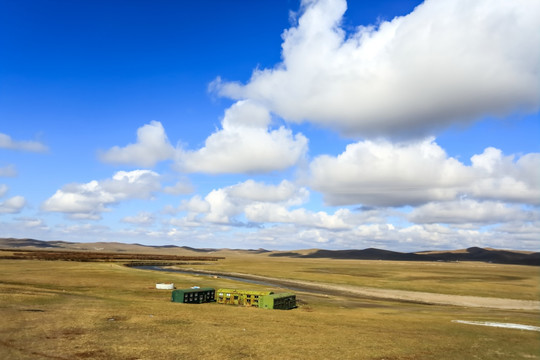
[162,266,540,311]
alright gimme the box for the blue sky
[1,0,538,251]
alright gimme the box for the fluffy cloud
[0,195,26,214]
[215,0,539,138]
[0,185,26,214]
[245,204,353,230]
[229,222,495,251]
[179,195,211,214]
[469,148,540,204]
[99,102,307,174]
[310,138,469,206]
[100,170,161,199]
[99,121,175,167]
[42,170,161,219]
[493,221,540,249]
[176,179,309,225]
[408,200,538,225]
[171,179,395,231]
[310,138,540,207]
[175,100,308,174]
[0,133,48,152]
[227,179,307,205]
[328,222,525,250]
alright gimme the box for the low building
[217,288,296,310]
[216,288,272,307]
[258,293,296,310]
[171,287,215,303]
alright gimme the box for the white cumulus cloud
[175,100,308,174]
[227,179,308,205]
[99,121,175,167]
[176,179,309,225]
[0,195,26,214]
[215,0,540,138]
[0,133,48,152]
[408,200,538,225]
[310,138,540,207]
[42,170,161,219]
[0,185,26,214]
[245,203,353,230]
[469,148,540,204]
[310,138,470,206]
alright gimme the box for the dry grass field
[0,250,539,359]
[181,251,540,301]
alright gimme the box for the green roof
[173,287,214,294]
[265,292,295,298]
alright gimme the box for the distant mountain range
[0,238,538,266]
[270,247,540,266]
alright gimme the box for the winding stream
[134,265,311,293]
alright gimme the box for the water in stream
[135,265,305,292]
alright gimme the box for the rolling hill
[0,238,538,266]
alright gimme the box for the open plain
[0,244,539,359]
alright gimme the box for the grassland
[179,251,540,301]
[0,251,539,359]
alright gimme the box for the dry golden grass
[184,252,540,300]
[0,257,539,359]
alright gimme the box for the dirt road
[185,268,540,311]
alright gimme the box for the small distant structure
[258,292,297,310]
[217,288,272,307]
[169,287,296,309]
[217,288,296,310]
[171,287,215,303]
[156,283,174,290]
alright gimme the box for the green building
[258,293,296,310]
[171,287,215,303]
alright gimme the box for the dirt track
[185,269,540,311]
